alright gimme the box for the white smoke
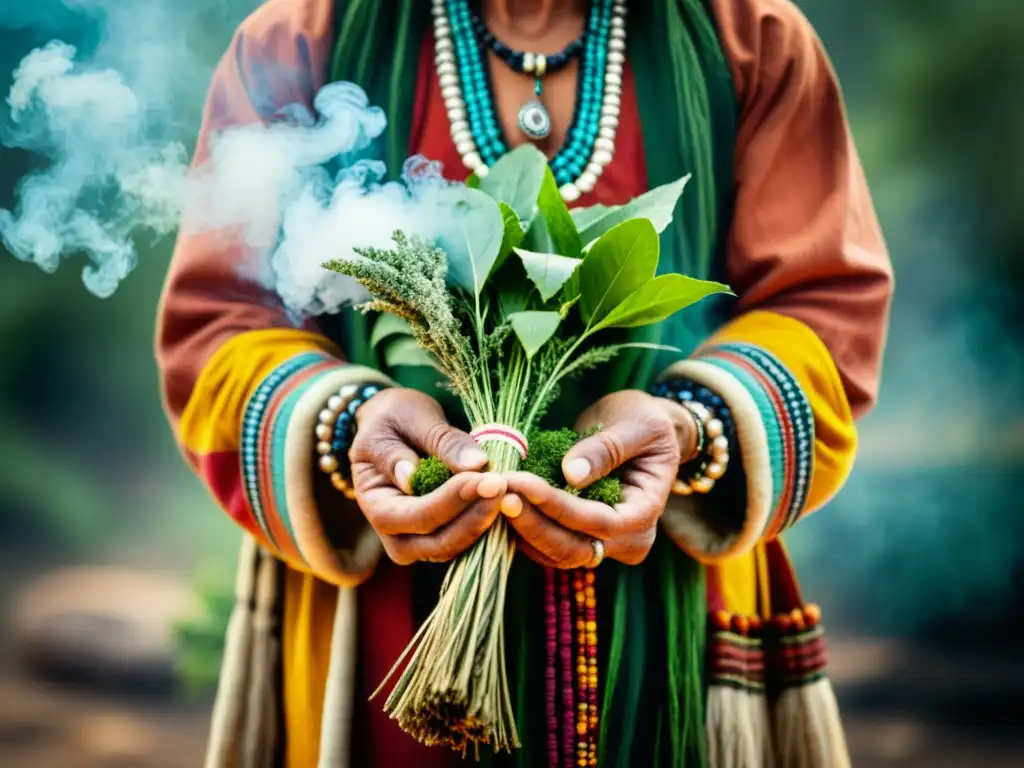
[1,26,483,315]
[182,79,486,319]
[0,42,188,297]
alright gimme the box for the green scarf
[325,2,737,765]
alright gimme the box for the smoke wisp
[0,41,187,297]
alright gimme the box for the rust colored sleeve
[659,1,893,563]
[157,0,335,423]
[711,0,894,418]
[155,0,389,585]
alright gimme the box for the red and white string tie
[469,423,529,461]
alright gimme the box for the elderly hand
[501,390,697,568]
[350,388,507,565]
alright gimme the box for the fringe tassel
[706,684,773,768]
[773,677,849,768]
[705,611,773,768]
[240,546,282,767]
[317,586,359,768]
[762,540,851,768]
[204,536,260,768]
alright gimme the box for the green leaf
[439,188,505,296]
[508,311,561,359]
[384,337,437,368]
[528,168,583,259]
[369,313,414,348]
[478,145,548,227]
[579,218,660,326]
[558,342,681,380]
[570,204,613,231]
[493,257,534,315]
[494,202,526,274]
[465,172,481,189]
[515,248,582,302]
[575,176,691,245]
[593,274,732,331]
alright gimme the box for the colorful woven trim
[708,604,827,693]
[240,353,395,583]
[707,622,766,694]
[699,343,814,537]
[241,352,335,562]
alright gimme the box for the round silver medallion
[518,99,552,141]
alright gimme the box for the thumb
[399,410,488,473]
[563,422,647,489]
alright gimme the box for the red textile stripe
[196,451,264,541]
[708,633,766,684]
[704,348,797,538]
[254,368,302,557]
[470,425,529,459]
[357,562,454,768]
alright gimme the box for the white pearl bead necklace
[431,0,628,202]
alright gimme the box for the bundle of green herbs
[322,145,728,754]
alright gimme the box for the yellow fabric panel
[282,565,337,767]
[709,310,857,515]
[714,549,758,616]
[178,328,340,454]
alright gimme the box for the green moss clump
[406,427,623,505]
[582,475,622,505]
[410,456,453,496]
[520,428,578,486]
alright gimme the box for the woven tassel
[706,610,773,768]
[763,540,851,768]
[240,547,282,767]
[204,536,260,768]
[774,676,849,768]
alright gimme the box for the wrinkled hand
[501,390,696,568]
[350,388,507,565]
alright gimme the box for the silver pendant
[518,99,552,141]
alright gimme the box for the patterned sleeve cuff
[658,343,814,562]
[241,352,394,586]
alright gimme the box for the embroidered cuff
[240,352,393,585]
[659,343,814,562]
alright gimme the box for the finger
[368,472,506,536]
[391,497,503,564]
[513,537,560,568]
[500,493,523,519]
[505,499,594,569]
[503,472,622,540]
[604,526,658,566]
[563,416,674,489]
[612,480,671,533]
[397,409,488,472]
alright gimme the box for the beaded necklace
[432,0,628,202]
[470,10,586,141]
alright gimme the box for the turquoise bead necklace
[432,0,628,203]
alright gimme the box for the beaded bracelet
[314,382,386,499]
[653,380,736,496]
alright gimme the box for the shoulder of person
[216,0,334,118]
[708,0,834,105]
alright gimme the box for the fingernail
[564,458,591,487]
[477,472,505,499]
[500,493,523,519]
[395,460,415,494]
[459,446,488,470]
